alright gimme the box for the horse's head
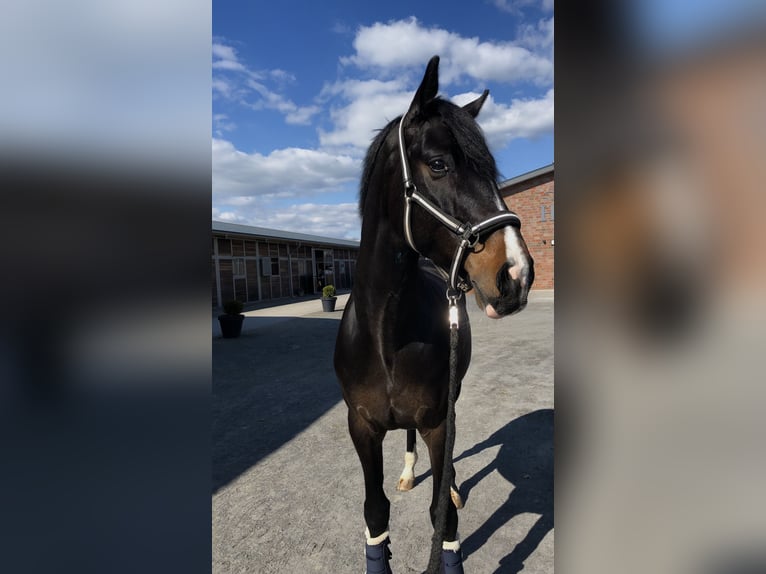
[397,56,534,317]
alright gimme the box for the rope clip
[446,288,462,329]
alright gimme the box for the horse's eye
[428,159,448,174]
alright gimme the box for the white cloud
[211,42,248,73]
[342,19,451,70]
[453,88,554,147]
[212,202,362,240]
[517,17,554,51]
[258,203,361,239]
[342,17,552,86]
[318,79,412,151]
[212,43,237,61]
[212,138,360,198]
[212,40,318,125]
[285,105,321,126]
[213,113,236,137]
[241,77,320,125]
[491,0,553,14]
[318,77,554,154]
[212,77,233,98]
[269,69,296,83]
[212,59,247,73]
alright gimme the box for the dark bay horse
[334,56,534,574]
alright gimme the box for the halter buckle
[460,225,480,249]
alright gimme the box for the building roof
[212,221,360,248]
[499,163,554,189]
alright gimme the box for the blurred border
[0,1,212,572]
[557,1,766,573]
[4,1,766,572]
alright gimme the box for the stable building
[213,164,553,308]
[500,164,554,289]
[212,221,359,308]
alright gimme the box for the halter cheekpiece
[397,115,521,325]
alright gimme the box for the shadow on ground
[456,408,554,574]
[213,316,344,493]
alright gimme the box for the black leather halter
[397,115,521,322]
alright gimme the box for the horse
[334,56,534,574]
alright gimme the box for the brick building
[500,164,555,289]
[212,221,359,308]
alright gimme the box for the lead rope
[398,115,516,572]
[425,294,462,574]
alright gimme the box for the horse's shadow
[429,409,553,573]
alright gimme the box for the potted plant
[321,284,337,312]
[219,299,245,338]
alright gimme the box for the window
[260,257,274,277]
[233,258,246,278]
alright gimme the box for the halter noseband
[397,115,521,319]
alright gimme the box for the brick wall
[500,171,555,289]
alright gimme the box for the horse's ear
[462,89,490,118]
[404,55,440,123]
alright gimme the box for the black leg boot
[365,534,392,574]
[441,545,464,574]
[441,539,463,574]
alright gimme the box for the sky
[212,0,554,240]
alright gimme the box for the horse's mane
[358,98,498,218]
[358,116,400,217]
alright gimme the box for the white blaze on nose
[504,226,527,281]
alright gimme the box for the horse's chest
[357,344,450,429]
[336,309,462,430]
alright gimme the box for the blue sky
[212,0,554,240]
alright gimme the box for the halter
[397,115,521,326]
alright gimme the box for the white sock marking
[365,528,390,546]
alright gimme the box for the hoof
[450,486,464,510]
[365,537,393,574]
[441,549,464,574]
[397,476,415,491]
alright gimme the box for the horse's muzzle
[477,258,534,318]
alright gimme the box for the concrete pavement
[212,293,352,338]
[213,290,553,573]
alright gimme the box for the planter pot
[218,314,245,338]
[321,297,337,312]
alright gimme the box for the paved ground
[213,290,553,574]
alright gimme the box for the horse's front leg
[420,421,464,574]
[348,408,393,574]
[397,428,418,491]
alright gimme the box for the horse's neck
[352,217,419,322]
[355,249,418,308]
